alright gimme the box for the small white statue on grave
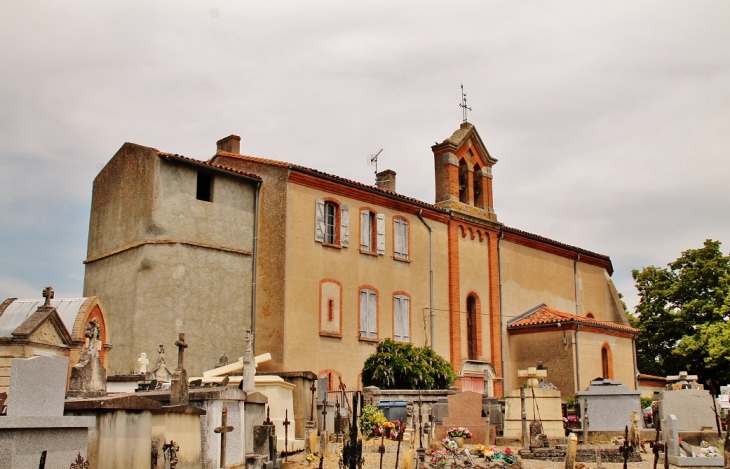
[138,352,149,374]
[241,330,255,393]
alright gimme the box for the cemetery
[0,288,728,468]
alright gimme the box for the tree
[631,239,730,385]
[361,338,457,390]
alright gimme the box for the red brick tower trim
[486,229,504,397]
[447,221,461,371]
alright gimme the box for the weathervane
[460,84,472,123]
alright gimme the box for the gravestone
[170,332,189,406]
[138,352,149,374]
[68,319,107,397]
[0,356,95,468]
[434,391,487,442]
[576,379,643,431]
[148,344,174,383]
[241,330,255,393]
[504,366,563,439]
[664,414,725,467]
[658,372,717,431]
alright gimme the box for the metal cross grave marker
[214,407,235,468]
[283,409,291,461]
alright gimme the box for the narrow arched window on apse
[601,344,613,379]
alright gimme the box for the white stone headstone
[138,352,149,374]
[664,414,679,457]
[6,356,69,417]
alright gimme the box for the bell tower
[432,122,498,222]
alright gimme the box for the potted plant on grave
[447,427,472,448]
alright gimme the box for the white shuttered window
[394,294,410,342]
[360,210,373,251]
[359,289,377,339]
[394,218,409,260]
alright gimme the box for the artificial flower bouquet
[446,427,472,439]
[430,450,447,466]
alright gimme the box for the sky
[1,1,729,313]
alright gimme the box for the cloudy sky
[1,1,728,313]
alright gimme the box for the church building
[83,121,637,397]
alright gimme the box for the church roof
[213,151,447,213]
[506,303,638,334]
[157,151,262,181]
[0,298,87,338]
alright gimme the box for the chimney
[375,169,396,192]
[216,135,241,155]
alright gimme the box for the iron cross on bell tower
[460,84,472,123]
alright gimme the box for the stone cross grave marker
[42,286,54,306]
[170,333,189,406]
[175,333,188,371]
[215,406,235,469]
[138,353,149,374]
[517,366,547,388]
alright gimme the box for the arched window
[315,198,349,247]
[601,343,613,379]
[472,163,482,207]
[458,159,470,204]
[586,313,595,319]
[467,295,478,359]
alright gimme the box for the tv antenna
[367,149,383,179]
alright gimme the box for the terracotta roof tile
[214,152,446,212]
[507,304,638,334]
[212,152,614,263]
[157,151,262,180]
[637,374,667,382]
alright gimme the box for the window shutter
[400,296,411,342]
[394,296,403,341]
[394,219,408,259]
[340,204,349,247]
[360,210,370,251]
[376,213,385,255]
[360,290,368,336]
[394,295,410,342]
[368,291,377,338]
[360,289,377,338]
[315,198,325,243]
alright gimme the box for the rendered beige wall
[500,240,629,392]
[577,331,636,391]
[282,183,450,387]
[211,155,289,370]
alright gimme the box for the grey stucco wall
[84,146,257,377]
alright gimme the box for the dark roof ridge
[502,226,610,261]
[157,151,261,181]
